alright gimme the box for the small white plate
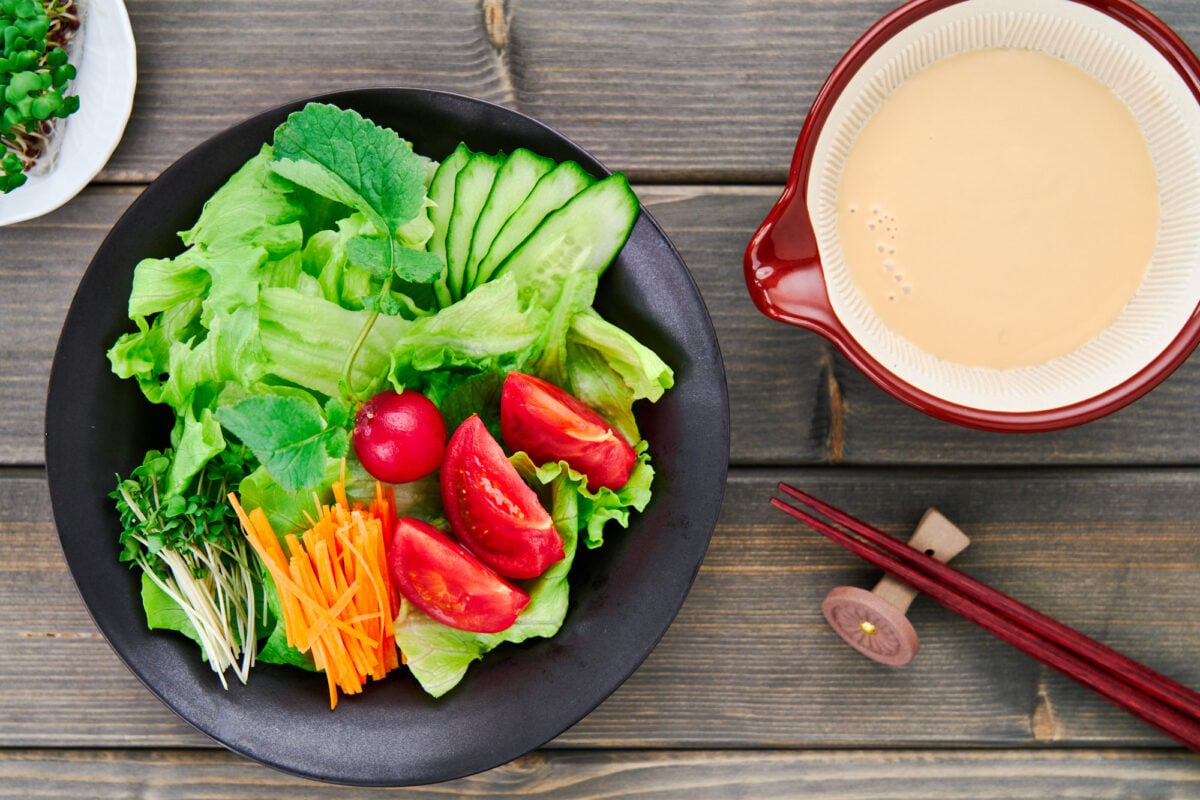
[0,0,136,226]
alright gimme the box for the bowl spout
[744,184,846,343]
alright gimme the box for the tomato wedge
[440,414,563,579]
[500,371,636,491]
[388,516,530,633]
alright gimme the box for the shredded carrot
[228,480,400,709]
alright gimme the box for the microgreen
[0,0,80,192]
[112,446,262,688]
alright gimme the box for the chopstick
[772,482,1200,752]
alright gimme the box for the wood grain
[90,1,1200,184]
[7,2,1200,792]
[106,0,512,182]
[0,747,1197,798]
[6,469,1200,748]
[0,187,137,466]
[9,186,1200,467]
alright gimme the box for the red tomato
[389,516,530,633]
[440,414,563,579]
[353,389,446,484]
[500,371,636,491]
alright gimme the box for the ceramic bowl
[0,0,136,226]
[745,0,1200,431]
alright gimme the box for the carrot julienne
[229,480,401,709]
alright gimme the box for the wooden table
[5,0,1200,796]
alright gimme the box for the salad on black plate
[106,102,673,704]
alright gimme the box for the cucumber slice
[494,173,640,309]
[446,151,504,300]
[426,143,472,306]
[464,148,555,293]
[473,160,596,289]
[427,143,471,261]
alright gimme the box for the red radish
[353,389,446,484]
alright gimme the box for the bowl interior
[807,0,1200,414]
[44,88,729,786]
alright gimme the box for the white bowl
[0,0,136,226]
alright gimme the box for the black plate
[44,88,729,786]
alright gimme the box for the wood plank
[95,1,1200,184]
[105,0,511,182]
[0,186,138,466]
[0,747,1197,797]
[5,469,1200,748]
[10,186,1200,468]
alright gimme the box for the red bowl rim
[744,0,1200,432]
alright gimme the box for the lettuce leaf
[141,571,204,651]
[127,250,210,321]
[387,273,542,395]
[180,144,307,256]
[511,442,654,549]
[568,309,673,403]
[255,272,538,403]
[257,286,405,399]
[565,310,674,444]
[166,406,226,497]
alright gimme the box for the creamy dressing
[837,47,1159,370]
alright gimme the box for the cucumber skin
[474,160,597,289]
[446,152,504,300]
[465,148,556,293]
[427,143,471,260]
[493,172,640,309]
[426,144,472,307]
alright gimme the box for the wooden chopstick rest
[821,508,970,666]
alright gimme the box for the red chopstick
[778,483,1200,722]
[772,482,1200,752]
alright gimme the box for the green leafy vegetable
[271,102,427,230]
[112,447,261,687]
[180,145,307,256]
[215,392,349,494]
[108,102,678,698]
[270,103,441,397]
[565,309,674,444]
[0,0,80,192]
[253,272,540,404]
[236,460,336,536]
[511,442,655,549]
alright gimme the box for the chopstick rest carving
[822,509,970,666]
